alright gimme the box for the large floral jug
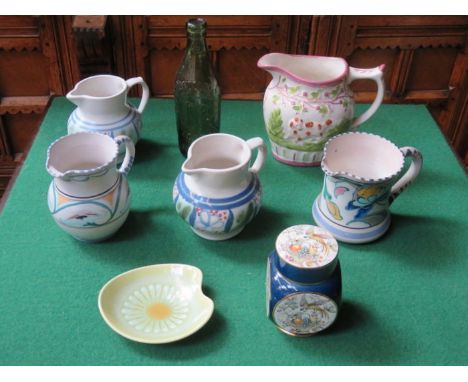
[258,53,385,166]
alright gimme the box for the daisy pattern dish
[121,283,189,334]
[98,264,214,344]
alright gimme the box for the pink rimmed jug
[258,53,385,166]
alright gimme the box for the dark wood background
[0,15,467,203]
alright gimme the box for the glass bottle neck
[186,32,208,53]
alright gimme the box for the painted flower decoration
[121,284,189,333]
[195,209,228,232]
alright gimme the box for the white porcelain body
[66,75,149,159]
[98,264,214,344]
[173,133,267,240]
[312,132,423,243]
[258,53,385,166]
[46,132,135,242]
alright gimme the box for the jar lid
[275,225,338,270]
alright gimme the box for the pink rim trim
[257,53,349,88]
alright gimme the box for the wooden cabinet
[308,16,468,166]
[0,16,80,203]
[0,15,466,204]
[82,16,310,99]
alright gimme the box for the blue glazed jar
[266,225,342,336]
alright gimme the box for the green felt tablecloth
[0,98,467,366]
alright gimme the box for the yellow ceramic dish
[98,264,214,344]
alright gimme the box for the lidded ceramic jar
[266,224,342,336]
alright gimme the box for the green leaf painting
[288,86,300,95]
[235,202,255,228]
[330,86,341,98]
[309,91,320,99]
[179,205,192,220]
[292,105,302,112]
[267,116,352,152]
[322,182,332,201]
[267,108,284,137]
[318,105,328,115]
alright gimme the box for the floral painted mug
[312,132,423,243]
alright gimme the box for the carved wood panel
[308,15,468,166]
[109,16,311,99]
[0,16,79,201]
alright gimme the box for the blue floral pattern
[173,173,262,238]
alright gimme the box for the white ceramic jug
[67,75,149,160]
[173,133,267,240]
[46,132,135,242]
[258,53,385,166]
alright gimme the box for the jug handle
[126,77,150,114]
[246,137,267,174]
[389,147,423,204]
[115,135,136,176]
[348,65,385,128]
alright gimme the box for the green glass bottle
[174,18,221,157]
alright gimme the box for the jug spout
[258,53,349,87]
[180,133,256,199]
[46,161,75,181]
[181,157,215,189]
[66,79,88,103]
[257,53,282,76]
[46,132,122,199]
[66,87,84,108]
[181,157,204,175]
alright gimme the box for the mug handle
[348,65,385,128]
[126,77,150,114]
[389,147,423,204]
[246,137,267,174]
[114,135,136,175]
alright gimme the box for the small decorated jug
[266,225,342,336]
[173,133,267,240]
[67,75,149,161]
[46,132,135,242]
